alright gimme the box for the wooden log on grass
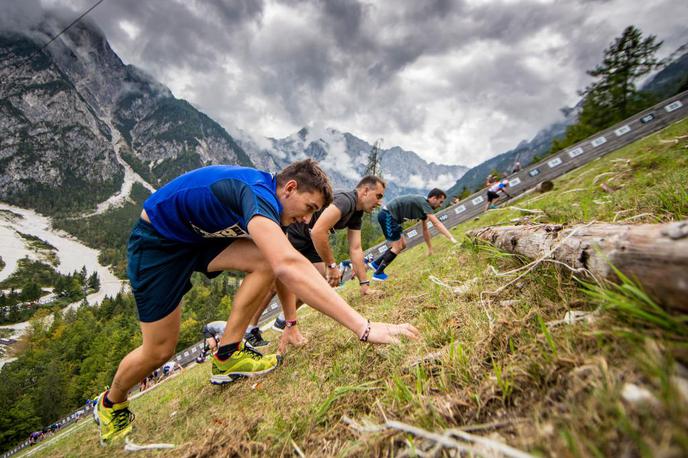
[467,220,688,312]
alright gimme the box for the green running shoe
[210,343,281,385]
[93,391,134,445]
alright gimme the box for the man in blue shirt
[94,159,419,445]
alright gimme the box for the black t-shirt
[287,190,363,244]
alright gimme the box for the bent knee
[144,344,176,365]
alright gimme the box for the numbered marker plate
[665,100,683,112]
[454,205,466,214]
[508,177,521,187]
[591,136,607,147]
[528,168,541,177]
[406,229,418,238]
[567,147,584,158]
[378,245,388,254]
[472,196,484,205]
[614,125,631,136]
[439,214,448,221]
[547,157,562,168]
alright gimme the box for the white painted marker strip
[568,147,584,158]
[591,136,607,147]
[614,125,631,136]
[665,100,683,112]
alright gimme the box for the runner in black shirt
[276,176,386,351]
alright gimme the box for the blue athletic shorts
[377,209,402,242]
[127,219,233,322]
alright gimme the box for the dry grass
[32,119,688,458]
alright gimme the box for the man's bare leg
[248,285,277,328]
[207,239,276,346]
[108,305,182,403]
[244,285,277,347]
[277,262,326,353]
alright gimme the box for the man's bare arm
[311,205,343,286]
[248,216,419,343]
[421,219,432,254]
[347,229,367,282]
[310,204,342,265]
[347,229,377,295]
[426,213,457,243]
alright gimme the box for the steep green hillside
[27,119,688,457]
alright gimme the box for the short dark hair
[276,159,333,206]
[427,188,446,199]
[356,175,386,190]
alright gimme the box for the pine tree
[552,26,663,153]
[583,25,662,124]
[87,272,100,292]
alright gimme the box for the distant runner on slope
[369,189,457,281]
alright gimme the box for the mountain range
[0,16,466,217]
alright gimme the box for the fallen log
[467,220,688,312]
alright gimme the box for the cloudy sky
[7,0,688,166]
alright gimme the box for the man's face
[278,180,324,226]
[359,183,385,212]
[428,195,446,209]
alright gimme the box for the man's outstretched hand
[365,322,420,344]
[278,326,308,354]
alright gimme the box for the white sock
[246,325,258,333]
[278,312,285,321]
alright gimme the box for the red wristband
[286,319,298,328]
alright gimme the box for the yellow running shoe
[93,391,134,445]
[210,343,281,385]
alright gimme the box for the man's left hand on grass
[278,326,308,354]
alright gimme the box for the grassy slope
[34,119,688,457]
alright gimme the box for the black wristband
[359,280,370,286]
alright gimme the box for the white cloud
[27,0,688,168]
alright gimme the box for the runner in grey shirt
[277,176,387,352]
[371,188,457,281]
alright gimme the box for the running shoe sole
[372,275,387,282]
[271,321,286,333]
[210,374,238,385]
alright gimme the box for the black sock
[375,250,397,274]
[216,342,240,361]
[102,391,114,408]
[373,254,386,266]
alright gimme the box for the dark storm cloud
[6,0,688,166]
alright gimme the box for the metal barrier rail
[3,91,686,458]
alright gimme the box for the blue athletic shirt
[143,165,283,243]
